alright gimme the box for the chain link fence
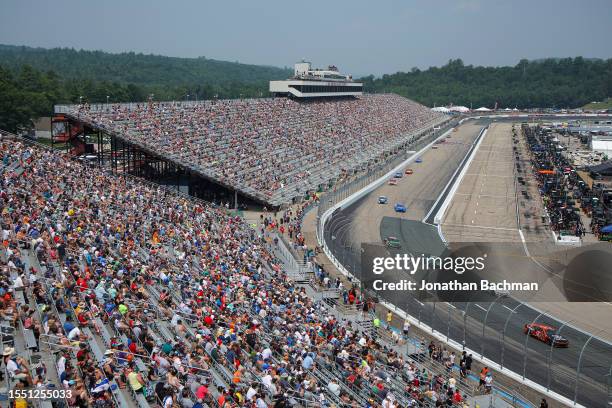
[315,118,612,408]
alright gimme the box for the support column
[66,122,72,153]
[122,139,126,175]
[109,135,114,173]
[98,131,102,167]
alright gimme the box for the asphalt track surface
[325,118,612,407]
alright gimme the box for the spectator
[67,95,446,204]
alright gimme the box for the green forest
[362,58,612,109]
[0,44,291,132]
[1,44,611,132]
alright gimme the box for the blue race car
[394,171,403,178]
[394,203,407,213]
[415,158,423,163]
[378,196,388,204]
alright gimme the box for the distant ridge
[0,44,291,86]
[359,57,612,109]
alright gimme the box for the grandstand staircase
[53,122,87,156]
[69,136,87,156]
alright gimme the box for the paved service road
[325,118,612,407]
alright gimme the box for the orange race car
[523,323,569,347]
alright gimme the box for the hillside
[0,44,291,86]
[582,98,612,111]
[0,45,293,132]
[360,57,612,109]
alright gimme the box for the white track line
[443,224,519,232]
[454,193,512,199]
[465,174,515,178]
[474,304,487,312]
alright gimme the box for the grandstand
[54,94,448,207]
[269,61,363,98]
[1,137,495,407]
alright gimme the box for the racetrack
[324,118,612,407]
[442,123,521,242]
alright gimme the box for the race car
[394,203,407,213]
[384,236,401,249]
[394,171,403,178]
[405,168,413,175]
[388,178,398,186]
[431,145,439,149]
[415,158,423,163]
[523,323,569,347]
[378,196,388,204]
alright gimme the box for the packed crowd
[1,139,473,407]
[64,95,445,204]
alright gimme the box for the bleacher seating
[0,139,480,407]
[61,95,447,205]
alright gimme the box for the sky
[1,0,611,77]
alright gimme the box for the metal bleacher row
[2,242,476,408]
[58,95,449,206]
[0,139,486,408]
